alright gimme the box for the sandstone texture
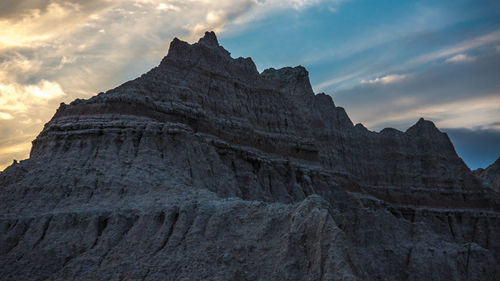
[1,32,499,280]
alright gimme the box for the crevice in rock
[447,215,456,239]
[33,216,52,248]
[5,220,29,255]
[91,216,109,249]
[153,209,179,256]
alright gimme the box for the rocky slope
[1,31,499,281]
[474,157,500,192]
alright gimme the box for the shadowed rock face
[474,157,500,192]
[1,31,499,281]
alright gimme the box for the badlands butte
[1,32,499,281]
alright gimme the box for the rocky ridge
[474,157,500,192]
[1,32,499,280]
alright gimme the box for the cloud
[332,48,500,132]
[445,53,475,63]
[0,112,13,120]
[156,3,179,11]
[361,95,500,131]
[408,29,500,65]
[0,80,64,111]
[288,0,338,9]
[0,52,66,120]
[361,74,408,84]
[0,138,33,171]
[0,1,117,48]
[184,0,348,39]
[314,71,363,92]
[301,3,474,69]
[313,28,500,92]
[0,0,114,20]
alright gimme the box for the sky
[0,0,499,171]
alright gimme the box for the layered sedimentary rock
[1,32,499,280]
[474,157,500,192]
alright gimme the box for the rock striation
[1,31,499,280]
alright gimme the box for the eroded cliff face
[1,32,499,281]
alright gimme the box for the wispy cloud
[301,4,464,67]
[445,53,475,63]
[362,95,500,130]
[0,80,65,112]
[333,48,500,132]
[0,112,13,120]
[408,29,500,65]
[156,3,180,11]
[315,29,500,92]
[313,71,363,91]
[361,74,408,84]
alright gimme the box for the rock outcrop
[1,31,499,280]
[474,157,500,192]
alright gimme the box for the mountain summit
[1,32,499,281]
[198,31,220,47]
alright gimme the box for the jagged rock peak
[164,31,230,60]
[261,66,315,100]
[164,37,190,59]
[261,66,310,82]
[354,123,368,131]
[198,31,219,47]
[415,117,437,129]
[405,117,441,136]
[161,31,259,77]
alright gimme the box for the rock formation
[1,31,499,280]
[474,157,500,192]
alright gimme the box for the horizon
[1,0,499,170]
